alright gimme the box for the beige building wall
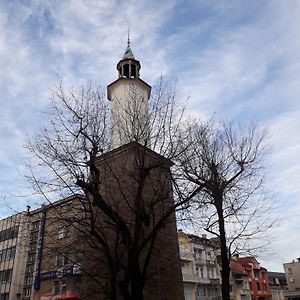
[0,213,29,300]
[284,259,300,291]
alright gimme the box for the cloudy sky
[0,0,300,272]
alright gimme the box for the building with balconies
[230,259,252,300]
[235,257,271,300]
[178,231,221,300]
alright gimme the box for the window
[23,288,31,298]
[28,253,36,263]
[0,269,12,283]
[197,287,206,297]
[24,275,33,285]
[31,221,40,230]
[0,226,19,242]
[26,264,34,274]
[193,247,203,259]
[61,281,67,293]
[76,251,83,264]
[29,243,37,251]
[207,268,214,278]
[58,225,71,239]
[288,267,293,274]
[30,231,39,242]
[257,282,261,291]
[53,281,60,294]
[56,253,69,267]
[200,267,204,278]
[0,246,16,262]
[61,204,71,213]
[0,293,9,300]
[75,279,81,293]
[53,280,67,295]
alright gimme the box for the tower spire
[127,26,130,46]
[123,31,135,60]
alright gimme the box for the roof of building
[123,39,135,60]
[96,141,173,167]
[230,260,246,274]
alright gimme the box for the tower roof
[123,38,135,60]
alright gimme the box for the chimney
[26,205,31,214]
[202,234,207,239]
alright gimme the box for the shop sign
[40,291,80,300]
[40,264,81,280]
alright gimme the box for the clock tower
[107,39,151,149]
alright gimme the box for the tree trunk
[216,199,231,300]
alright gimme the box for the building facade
[229,259,251,300]
[234,257,271,300]
[178,231,221,300]
[0,213,28,300]
[283,259,300,300]
[268,272,287,300]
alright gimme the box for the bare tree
[177,119,276,300]
[25,80,190,300]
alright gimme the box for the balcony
[182,273,211,284]
[196,296,221,300]
[210,278,220,285]
[194,257,207,265]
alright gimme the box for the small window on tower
[123,64,129,78]
[131,65,136,78]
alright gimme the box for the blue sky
[0,0,300,272]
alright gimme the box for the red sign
[40,291,80,300]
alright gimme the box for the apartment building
[268,272,287,300]
[235,257,271,300]
[0,213,29,300]
[283,258,300,300]
[178,231,221,300]
[230,259,251,300]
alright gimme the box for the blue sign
[40,264,81,280]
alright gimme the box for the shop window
[53,281,60,294]
[75,279,81,293]
[61,281,67,293]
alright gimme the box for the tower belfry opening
[117,39,140,79]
